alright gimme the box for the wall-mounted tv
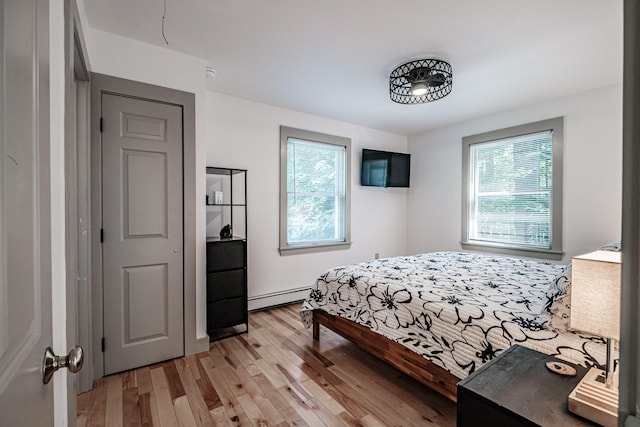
[360,149,411,188]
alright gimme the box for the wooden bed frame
[312,309,460,402]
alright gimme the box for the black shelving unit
[205,167,247,341]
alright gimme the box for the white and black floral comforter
[301,251,610,380]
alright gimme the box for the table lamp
[568,250,621,427]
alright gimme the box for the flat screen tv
[360,149,411,188]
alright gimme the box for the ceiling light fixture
[389,58,452,104]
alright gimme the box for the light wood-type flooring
[77,303,456,426]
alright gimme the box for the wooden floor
[77,303,456,426]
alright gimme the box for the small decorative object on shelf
[220,224,232,239]
[214,191,223,205]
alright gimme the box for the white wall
[407,84,623,264]
[206,92,409,308]
[84,28,409,331]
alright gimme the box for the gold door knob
[42,345,84,384]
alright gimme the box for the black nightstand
[457,345,598,426]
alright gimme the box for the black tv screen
[361,149,410,188]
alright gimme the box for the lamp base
[568,367,618,427]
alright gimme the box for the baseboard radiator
[247,286,311,311]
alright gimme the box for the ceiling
[82,0,623,136]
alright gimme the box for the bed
[300,249,618,401]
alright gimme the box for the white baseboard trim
[248,286,311,311]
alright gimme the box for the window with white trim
[461,117,563,259]
[279,126,351,255]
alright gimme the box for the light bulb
[411,82,428,96]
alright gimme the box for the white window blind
[468,130,554,249]
[462,117,563,259]
[286,138,346,245]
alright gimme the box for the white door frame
[67,0,92,395]
[52,0,92,423]
[90,73,201,380]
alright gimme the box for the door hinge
[99,117,103,133]
[101,337,105,352]
[100,228,104,243]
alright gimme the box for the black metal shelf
[205,167,248,342]
[206,236,246,243]
[206,166,246,175]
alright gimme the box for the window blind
[286,138,346,245]
[468,130,553,249]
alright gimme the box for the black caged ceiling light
[389,58,453,104]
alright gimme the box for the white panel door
[101,94,184,375]
[0,0,55,424]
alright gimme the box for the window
[461,117,563,259]
[279,126,351,254]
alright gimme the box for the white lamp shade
[570,250,621,341]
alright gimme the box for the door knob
[42,345,84,384]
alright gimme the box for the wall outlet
[374,253,380,259]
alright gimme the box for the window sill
[279,241,352,256]
[460,241,563,261]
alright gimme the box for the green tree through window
[471,132,552,248]
[279,126,351,255]
[462,117,563,259]
[287,139,346,243]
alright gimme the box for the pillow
[539,265,572,332]
[598,240,621,252]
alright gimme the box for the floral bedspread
[301,251,610,379]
